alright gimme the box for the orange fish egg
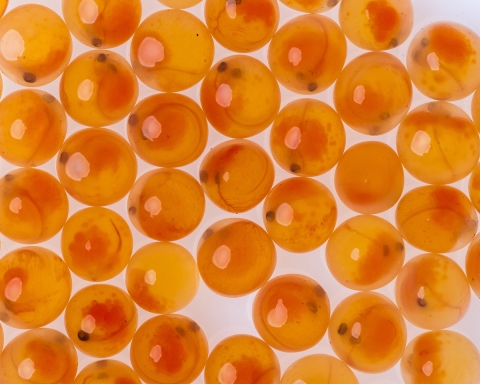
[0,4,72,86]
[328,291,407,373]
[130,9,214,92]
[270,98,346,177]
[396,185,478,253]
[61,207,133,282]
[205,0,279,52]
[201,55,281,138]
[128,168,205,241]
[62,0,142,48]
[0,90,67,167]
[268,14,347,95]
[395,253,470,330]
[59,50,138,127]
[401,330,480,384]
[0,328,77,384]
[64,284,137,358]
[326,215,405,291]
[407,22,480,100]
[252,274,330,352]
[0,246,71,329]
[204,334,280,384]
[334,52,412,135]
[339,0,414,50]
[74,360,141,384]
[130,314,208,384]
[125,242,199,314]
[397,101,479,184]
[127,93,208,168]
[0,169,69,244]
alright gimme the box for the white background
[1,0,480,383]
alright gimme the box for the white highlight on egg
[150,345,162,363]
[66,152,90,181]
[275,203,294,226]
[418,286,425,300]
[142,116,162,141]
[10,119,26,140]
[144,270,157,285]
[212,245,231,269]
[223,172,230,182]
[354,85,366,105]
[0,29,25,61]
[9,197,22,214]
[216,84,233,108]
[5,277,22,302]
[410,130,431,156]
[77,79,95,101]
[138,37,164,68]
[85,240,92,251]
[288,47,302,66]
[81,314,96,334]
[427,52,440,71]
[144,196,162,217]
[422,361,434,377]
[218,362,237,384]
[225,0,237,19]
[351,248,360,261]
[17,358,35,380]
[284,127,302,150]
[293,380,307,384]
[351,322,362,339]
[78,0,99,24]
[267,299,288,328]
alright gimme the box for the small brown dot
[350,336,362,345]
[369,126,381,135]
[338,323,347,335]
[4,174,14,182]
[108,64,117,73]
[428,102,436,111]
[327,0,338,6]
[97,53,107,62]
[218,62,227,72]
[418,298,427,307]
[203,228,214,240]
[412,49,421,62]
[214,172,221,185]
[314,284,326,298]
[176,326,185,336]
[78,330,89,341]
[199,170,208,183]
[0,312,9,322]
[290,164,301,173]
[380,112,390,120]
[23,72,36,83]
[235,0,242,4]
[231,68,242,78]
[128,114,139,126]
[92,38,102,47]
[97,373,108,379]
[389,38,398,48]
[308,82,318,92]
[42,93,55,103]
[266,211,275,222]
[383,245,390,256]
[306,301,318,313]
[421,38,430,46]
[59,152,69,164]
[128,206,137,215]
[189,321,200,332]
[395,242,404,252]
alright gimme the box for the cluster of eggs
[0,0,480,383]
